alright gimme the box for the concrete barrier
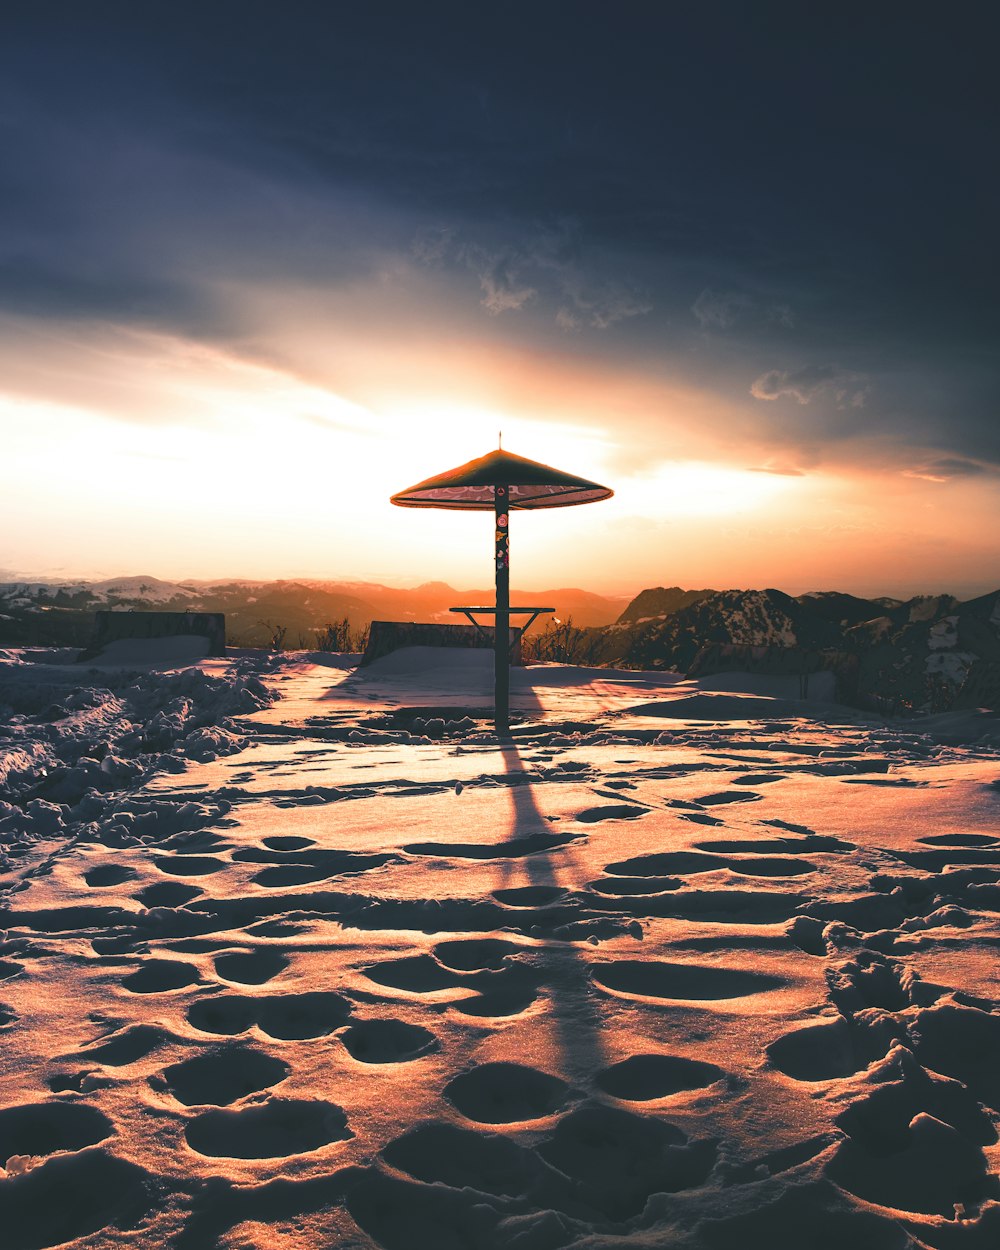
[361,620,522,667]
[689,642,858,702]
[79,611,226,660]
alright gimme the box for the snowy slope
[1,648,999,1247]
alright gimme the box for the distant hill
[0,577,627,649]
[590,588,845,671]
[793,590,902,628]
[573,585,1000,713]
[615,586,715,624]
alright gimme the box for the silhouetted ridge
[589,585,1000,712]
[616,586,715,624]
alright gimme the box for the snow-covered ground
[2,645,1000,1249]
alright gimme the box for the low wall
[688,642,859,702]
[80,611,227,659]
[954,659,1000,710]
[361,620,523,667]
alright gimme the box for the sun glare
[621,463,797,517]
[9,331,992,593]
[374,401,615,486]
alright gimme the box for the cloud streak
[902,457,997,482]
[750,364,869,409]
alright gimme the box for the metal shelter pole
[494,484,510,735]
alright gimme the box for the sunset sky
[1,4,997,597]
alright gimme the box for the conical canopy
[391,448,613,510]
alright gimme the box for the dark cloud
[0,256,224,336]
[0,2,996,472]
[903,457,997,482]
[415,220,652,328]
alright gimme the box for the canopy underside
[391,448,613,511]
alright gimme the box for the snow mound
[84,635,210,667]
[0,650,278,835]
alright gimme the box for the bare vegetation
[313,618,371,653]
[521,617,605,665]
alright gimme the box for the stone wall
[81,611,227,659]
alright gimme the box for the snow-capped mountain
[595,585,1000,712]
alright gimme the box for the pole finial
[498,430,502,449]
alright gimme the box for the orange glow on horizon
[2,324,999,599]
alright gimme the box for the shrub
[521,616,603,665]
[314,618,370,653]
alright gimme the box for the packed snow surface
[2,645,1000,1248]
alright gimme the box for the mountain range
[571,585,1000,714]
[0,576,626,648]
[4,576,998,714]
